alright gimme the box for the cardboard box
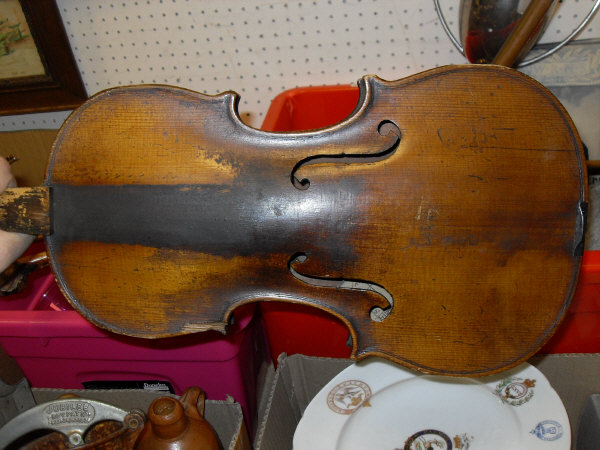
[254,353,600,450]
[0,384,251,450]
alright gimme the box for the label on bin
[82,380,174,393]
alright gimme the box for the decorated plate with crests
[293,358,569,449]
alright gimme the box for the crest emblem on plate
[530,420,564,441]
[494,376,536,406]
[402,429,452,449]
[400,430,473,449]
[326,380,371,414]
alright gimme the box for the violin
[0,65,587,376]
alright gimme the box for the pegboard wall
[1,0,599,130]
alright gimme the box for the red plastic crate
[260,84,600,362]
[542,250,600,353]
[261,84,360,132]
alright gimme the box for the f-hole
[291,120,402,190]
[288,253,394,322]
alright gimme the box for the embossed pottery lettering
[43,401,96,426]
[402,429,454,450]
[530,420,564,441]
[326,380,371,414]
[494,376,536,406]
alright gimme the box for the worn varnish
[0,65,587,376]
[0,187,51,235]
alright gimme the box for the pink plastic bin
[260,84,600,363]
[0,241,267,431]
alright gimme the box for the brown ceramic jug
[136,387,220,450]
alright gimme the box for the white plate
[293,358,570,449]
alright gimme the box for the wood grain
[7,65,586,376]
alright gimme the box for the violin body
[2,65,587,375]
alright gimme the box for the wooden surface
[10,64,586,376]
[0,129,57,187]
[0,187,50,235]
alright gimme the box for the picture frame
[0,0,87,116]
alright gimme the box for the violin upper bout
[47,84,247,187]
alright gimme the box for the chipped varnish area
[0,187,50,235]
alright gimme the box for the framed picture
[0,0,87,115]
